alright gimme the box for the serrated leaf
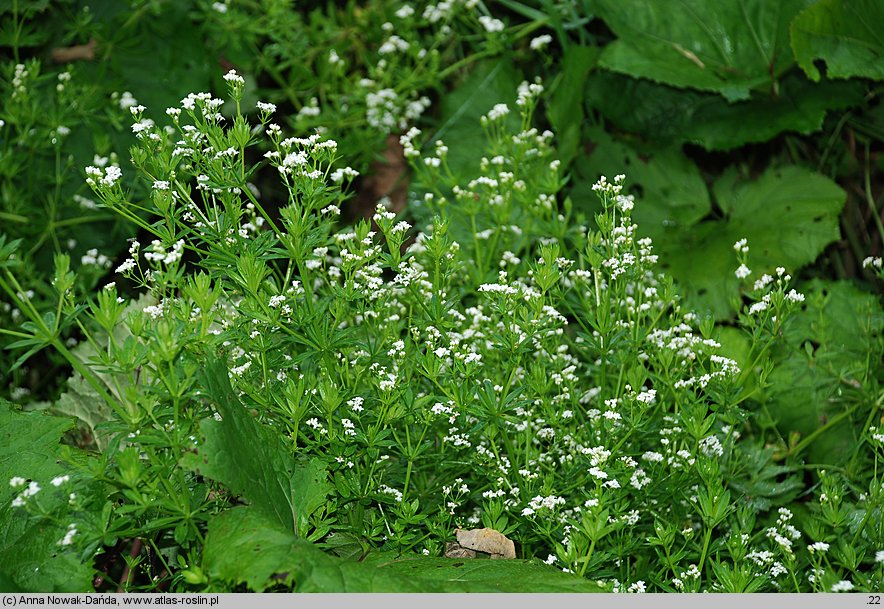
[184,359,330,535]
[654,166,845,317]
[593,0,813,101]
[585,71,864,150]
[204,507,606,592]
[791,0,884,82]
[0,401,92,592]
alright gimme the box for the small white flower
[223,69,245,85]
[735,264,751,279]
[50,475,70,487]
[530,34,552,51]
[831,580,853,592]
[478,15,505,33]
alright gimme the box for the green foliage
[585,70,865,150]
[0,0,882,596]
[203,506,605,592]
[0,401,92,591]
[576,159,846,317]
[592,0,811,101]
[791,0,884,82]
[184,360,331,537]
[432,59,523,176]
[766,279,884,464]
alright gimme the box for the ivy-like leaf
[184,359,331,536]
[593,0,813,101]
[791,0,884,82]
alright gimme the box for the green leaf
[766,280,884,464]
[547,45,600,167]
[78,0,214,122]
[791,0,884,82]
[53,375,115,451]
[184,359,331,535]
[573,127,711,231]
[585,71,864,150]
[655,166,845,317]
[592,0,813,101]
[728,444,803,511]
[0,401,92,592]
[204,507,606,592]
[431,59,523,177]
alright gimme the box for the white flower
[478,15,505,33]
[735,264,751,279]
[627,581,646,593]
[875,550,884,563]
[223,69,245,85]
[9,477,26,487]
[50,475,70,487]
[785,289,805,303]
[58,523,77,546]
[831,580,853,592]
[485,103,510,122]
[530,34,552,51]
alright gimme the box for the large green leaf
[431,60,523,177]
[592,0,813,101]
[654,166,845,317]
[791,0,884,82]
[0,402,92,592]
[766,280,884,464]
[573,127,711,232]
[204,507,606,592]
[585,71,864,150]
[184,359,330,535]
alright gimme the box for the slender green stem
[865,141,884,245]
[787,401,862,458]
[697,526,713,575]
[577,538,596,578]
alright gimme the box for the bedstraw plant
[1,68,883,593]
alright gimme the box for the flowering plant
[3,67,881,593]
